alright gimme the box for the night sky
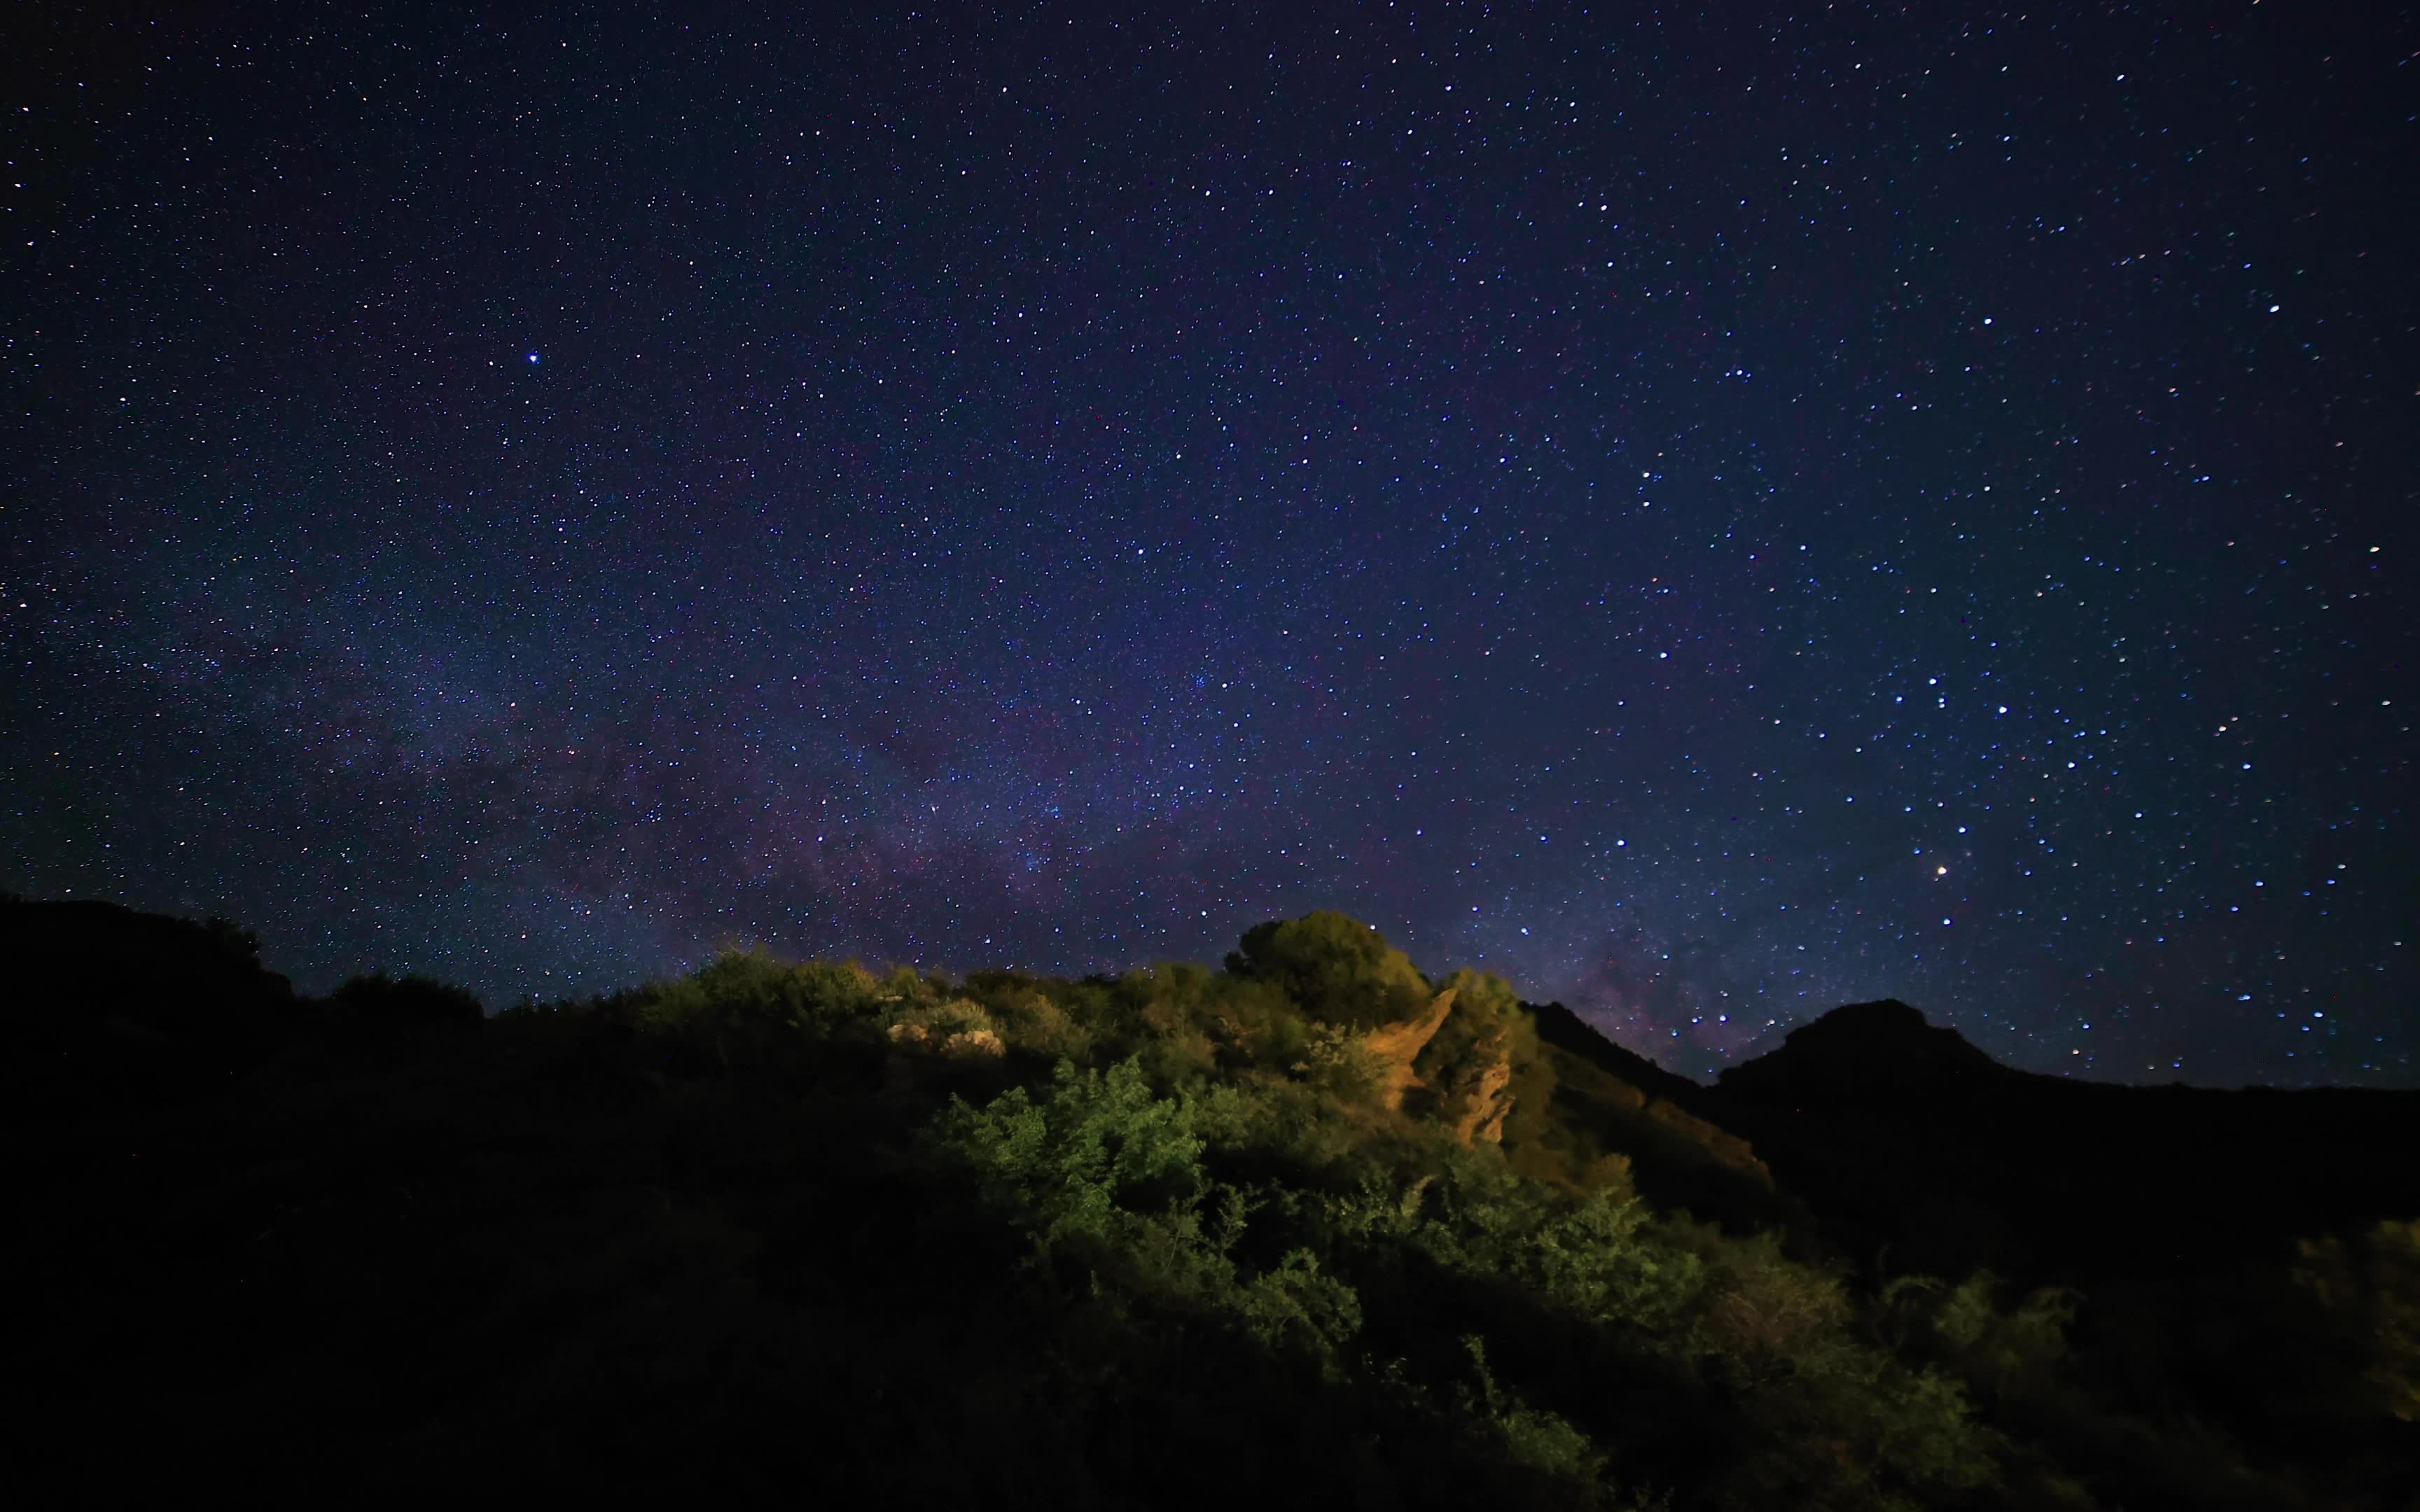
[6,3,2414,1084]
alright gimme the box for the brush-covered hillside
[8,896,2414,1508]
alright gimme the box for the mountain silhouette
[1702,999,2420,1287]
[7,895,2414,1508]
[1715,997,2010,1101]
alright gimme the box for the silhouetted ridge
[1524,998,1710,1107]
[324,971,485,1028]
[9,897,2416,1509]
[1702,997,2420,1294]
[1718,998,2011,1102]
[3,897,305,1114]
[3,896,295,1024]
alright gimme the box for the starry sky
[5,2,2414,1084]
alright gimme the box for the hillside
[7,897,2414,1508]
[1708,999,2420,1285]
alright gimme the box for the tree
[1225,911,1433,1028]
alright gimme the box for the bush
[1226,911,1434,1028]
[623,950,883,1037]
[2297,1218,2420,1422]
[326,972,483,1027]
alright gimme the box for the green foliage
[1881,1271,2076,1405]
[963,974,1095,1060]
[936,1058,1369,1385]
[943,1058,1208,1244]
[1459,1334,1611,1485]
[623,948,886,1038]
[2297,1217,2420,1422]
[1226,910,1433,1027]
[1296,1019,1391,1103]
[26,895,2410,1509]
[926,1044,2009,1510]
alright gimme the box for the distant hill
[1702,997,2420,1287]
[7,897,2413,1508]
[1718,997,2009,1100]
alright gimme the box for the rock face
[1359,987,1517,1148]
[1363,988,1456,1112]
[1453,1055,1515,1147]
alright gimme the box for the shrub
[2297,1217,2420,1422]
[625,950,883,1037]
[1226,911,1433,1028]
[326,972,483,1027]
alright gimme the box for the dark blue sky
[6,1,2414,1084]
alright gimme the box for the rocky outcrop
[1362,988,1456,1112]
[1454,1054,1515,1147]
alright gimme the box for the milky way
[5,4,2413,1083]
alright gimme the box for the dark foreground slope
[7,898,2414,1508]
